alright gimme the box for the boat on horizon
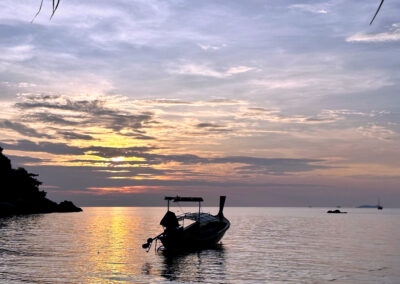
[142,196,230,252]
[377,198,383,210]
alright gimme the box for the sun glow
[111,156,125,162]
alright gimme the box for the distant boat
[357,205,379,208]
[377,198,383,210]
[142,196,230,252]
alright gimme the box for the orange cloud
[87,185,166,194]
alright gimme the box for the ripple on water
[0,208,400,283]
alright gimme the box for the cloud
[58,131,94,140]
[226,66,255,75]
[239,108,343,124]
[0,119,51,138]
[196,122,224,128]
[206,99,243,104]
[252,78,311,89]
[17,82,37,88]
[81,145,155,159]
[0,139,327,175]
[16,97,116,114]
[169,64,226,78]
[16,95,154,133]
[0,45,35,62]
[0,140,154,157]
[211,156,326,175]
[251,72,392,94]
[138,99,193,105]
[121,132,155,140]
[198,43,226,51]
[346,25,400,42]
[289,4,328,14]
[169,64,254,78]
[134,98,244,107]
[7,155,47,165]
[144,153,325,175]
[195,122,231,133]
[26,113,81,126]
[357,124,397,141]
[1,140,85,155]
[1,82,37,88]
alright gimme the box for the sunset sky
[1,0,400,206]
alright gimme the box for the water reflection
[80,207,146,283]
[159,246,227,283]
[0,213,44,229]
[0,214,46,258]
[1,208,400,283]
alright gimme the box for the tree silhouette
[0,147,82,216]
[0,147,46,202]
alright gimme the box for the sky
[0,0,400,207]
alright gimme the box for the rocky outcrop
[327,209,347,214]
[57,200,82,212]
[0,147,82,217]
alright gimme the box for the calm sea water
[0,207,399,283]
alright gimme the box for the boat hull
[160,217,230,250]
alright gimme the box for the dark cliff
[0,147,82,217]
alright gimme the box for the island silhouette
[0,147,82,217]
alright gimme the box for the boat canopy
[165,196,203,202]
[165,196,203,212]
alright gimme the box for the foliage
[32,0,60,22]
[370,0,385,25]
[0,147,46,201]
[31,0,385,25]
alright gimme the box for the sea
[0,207,399,283]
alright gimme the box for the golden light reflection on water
[79,207,151,283]
[73,207,227,283]
[91,210,132,281]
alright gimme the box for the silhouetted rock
[0,147,82,217]
[327,209,347,214]
[57,200,82,212]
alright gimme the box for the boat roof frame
[164,196,203,219]
[164,196,203,202]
